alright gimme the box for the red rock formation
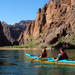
[1,20,32,45]
[19,0,75,47]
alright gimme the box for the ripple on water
[0,50,75,75]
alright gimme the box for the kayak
[24,52,75,66]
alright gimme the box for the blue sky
[0,0,49,24]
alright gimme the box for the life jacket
[42,52,47,57]
[61,52,68,59]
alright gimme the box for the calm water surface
[0,50,75,75]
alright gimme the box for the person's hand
[38,56,41,58]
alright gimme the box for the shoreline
[0,48,25,50]
[0,47,52,50]
[0,48,42,50]
[0,48,74,50]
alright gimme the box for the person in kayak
[54,48,68,61]
[42,47,47,57]
[38,47,47,58]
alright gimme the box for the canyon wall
[19,0,75,48]
[0,22,12,46]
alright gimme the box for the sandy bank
[0,47,52,50]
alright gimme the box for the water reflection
[0,50,25,75]
[35,64,75,75]
[0,50,75,75]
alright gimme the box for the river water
[0,49,75,75]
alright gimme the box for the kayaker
[54,48,68,61]
[38,47,47,58]
[42,47,47,57]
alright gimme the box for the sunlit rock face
[19,0,75,48]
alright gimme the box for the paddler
[54,48,68,61]
[38,47,47,58]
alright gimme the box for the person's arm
[38,56,42,58]
[54,53,62,61]
[38,53,43,58]
[54,57,59,61]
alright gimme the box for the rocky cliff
[9,20,32,41]
[1,20,32,45]
[14,20,32,30]
[19,0,75,48]
[0,22,12,46]
[1,22,14,44]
